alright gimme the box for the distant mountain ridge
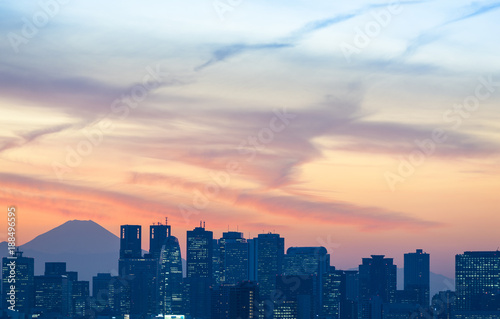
[0,220,455,297]
[0,220,120,282]
[21,220,118,254]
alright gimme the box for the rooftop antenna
[165,217,168,225]
[203,221,205,228]
[200,220,202,228]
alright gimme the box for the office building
[92,273,112,312]
[120,225,142,259]
[455,251,500,311]
[150,220,171,259]
[322,267,345,319]
[276,274,315,319]
[404,249,430,306]
[284,246,329,315]
[219,231,249,284]
[359,255,397,319]
[255,233,285,300]
[33,262,72,315]
[186,223,213,319]
[159,235,184,315]
[1,250,34,313]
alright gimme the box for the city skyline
[1,0,500,285]
[3,219,499,318]
[3,217,492,281]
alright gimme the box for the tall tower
[118,225,157,316]
[404,249,430,306]
[186,222,213,318]
[150,219,171,259]
[255,233,285,300]
[120,225,141,259]
[359,255,397,319]
[158,236,183,315]
[284,246,329,316]
[219,231,249,284]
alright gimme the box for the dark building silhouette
[34,262,72,315]
[92,273,112,312]
[322,266,345,319]
[118,257,158,316]
[359,255,397,319]
[72,280,90,317]
[219,231,249,284]
[108,275,131,315]
[211,284,232,319]
[158,235,183,315]
[343,270,360,319]
[275,274,315,319]
[150,221,171,260]
[404,249,430,307]
[284,246,329,315]
[120,225,142,259]
[186,223,213,319]
[118,225,158,316]
[1,250,34,313]
[229,281,259,319]
[455,251,500,311]
[254,233,285,300]
[211,281,259,319]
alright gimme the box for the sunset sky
[1,0,499,278]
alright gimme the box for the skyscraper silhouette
[118,225,158,316]
[120,225,142,259]
[404,249,430,307]
[255,233,285,300]
[34,262,72,315]
[322,266,345,319]
[275,274,315,319]
[71,279,90,317]
[158,235,183,315]
[186,223,213,319]
[359,255,397,319]
[219,231,249,284]
[284,246,329,316]
[92,273,112,312]
[150,221,171,260]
